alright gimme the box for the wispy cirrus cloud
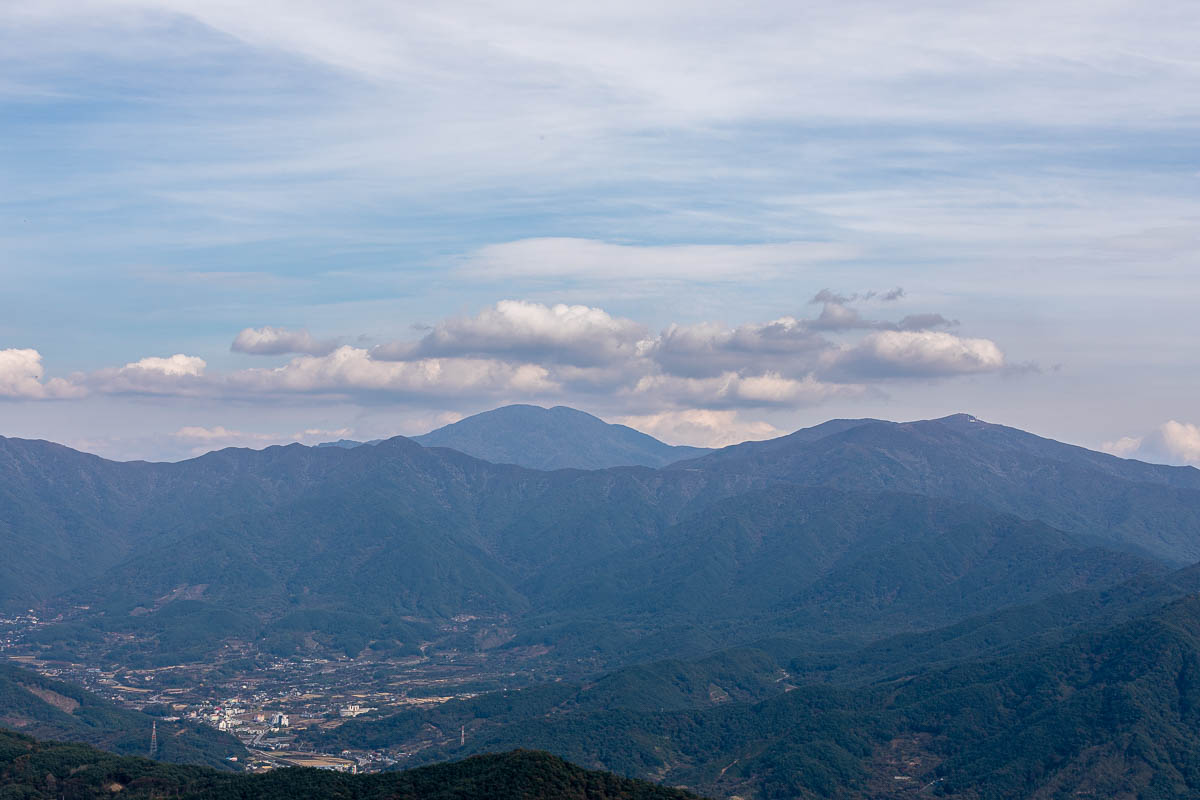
[457,239,860,284]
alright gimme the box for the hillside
[0,437,163,607]
[319,592,1200,799]
[0,730,703,800]
[413,405,711,469]
[314,562,1200,761]
[542,484,1161,637]
[20,460,1156,668]
[675,413,1200,563]
[0,662,243,769]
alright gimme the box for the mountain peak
[412,405,711,470]
[932,412,985,424]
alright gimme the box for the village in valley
[1,609,560,773]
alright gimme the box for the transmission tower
[149,720,158,759]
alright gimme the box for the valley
[2,611,567,773]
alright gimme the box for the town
[1,609,563,773]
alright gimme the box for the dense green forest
[0,730,702,800]
[307,589,1200,798]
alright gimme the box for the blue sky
[2,1,1199,462]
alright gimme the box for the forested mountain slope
[675,413,1200,562]
[0,730,702,800]
[319,592,1200,799]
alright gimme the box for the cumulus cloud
[1160,421,1200,464]
[5,295,1009,418]
[810,301,867,331]
[651,318,827,378]
[631,371,863,409]
[1100,436,1143,458]
[897,313,956,331]
[380,300,650,367]
[87,354,210,395]
[1108,421,1200,466]
[808,290,953,333]
[0,349,84,399]
[617,409,783,448]
[229,346,557,398]
[124,354,206,376]
[822,330,1005,379]
[648,298,960,380]
[232,326,336,356]
[0,349,211,401]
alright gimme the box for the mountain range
[4,405,1200,797]
[4,410,1198,668]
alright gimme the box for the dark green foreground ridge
[0,729,702,800]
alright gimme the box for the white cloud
[0,349,84,399]
[228,345,557,398]
[646,298,958,380]
[1159,420,1200,464]
[3,295,1007,417]
[87,354,210,396]
[232,326,336,356]
[383,300,650,367]
[823,330,1005,379]
[1098,421,1200,466]
[651,317,828,378]
[617,409,782,448]
[810,301,867,331]
[170,424,353,456]
[1100,436,1143,458]
[123,354,207,376]
[174,425,265,442]
[396,410,465,436]
[0,349,210,401]
[65,0,1200,132]
[631,371,863,409]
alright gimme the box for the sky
[1,0,1199,463]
